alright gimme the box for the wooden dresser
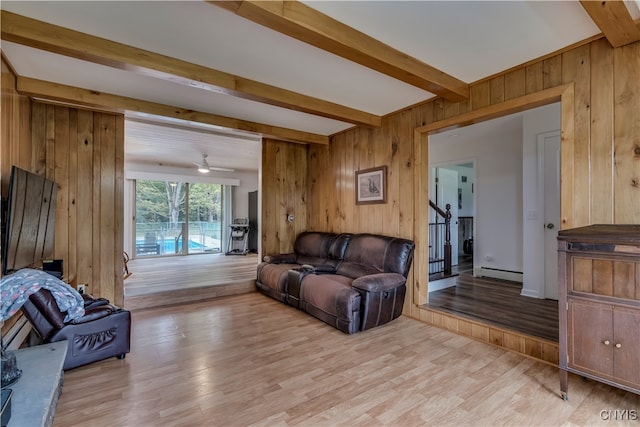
[557,225,640,400]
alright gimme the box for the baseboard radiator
[473,267,523,283]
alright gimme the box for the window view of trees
[135,180,223,257]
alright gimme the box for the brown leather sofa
[21,289,131,370]
[257,232,415,334]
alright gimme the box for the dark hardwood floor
[427,273,559,342]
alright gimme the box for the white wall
[232,171,259,220]
[430,114,523,276]
[521,103,561,298]
[455,165,474,217]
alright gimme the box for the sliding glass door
[134,180,223,257]
[187,183,222,254]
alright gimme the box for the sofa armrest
[70,306,117,324]
[262,253,296,264]
[351,273,406,293]
[312,264,337,274]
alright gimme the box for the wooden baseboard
[414,305,559,366]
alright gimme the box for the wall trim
[473,267,523,283]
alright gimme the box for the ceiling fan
[193,154,235,173]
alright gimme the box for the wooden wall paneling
[413,130,429,308]
[372,126,386,234]
[444,100,460,119]
[30,103,46,175]
[260,139,307,255]
[343,131,355,233]
[275,138,287,253]
[0,57,31,341]
[613,42,640,223]
[562,44,592,227]
[260,141,274,254]
[504,68,526,100]
[489,76,505,105]
[114,115,125,306]
[470,81,490,110]
[99,113,117,303]
[2,57,32,195]
[381,117,398,237]
[543,54,563,89]
[53,106,70,271]
[67,109,78,285]
[1,61,30,177]
[76,109,94,287]
[560,83,576,230]
[433,98,445,122]
[525,61,544,94]
[411,101,435,128]
[280,137,292,253]
[91,113,103,294]
[45,105,55,179]
[398,111,414,240]
[589,38,615,224]
[311,144,330,231]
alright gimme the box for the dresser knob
[603,340,610,346]
[615,343,622,349]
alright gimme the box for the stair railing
[428,200,452,276]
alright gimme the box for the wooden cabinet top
[558,224,640,244]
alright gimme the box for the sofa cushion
[337,234,415,279]
[294,232,337,259]
[299,274,361,333]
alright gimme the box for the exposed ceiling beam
[211,0,470,102]
[16,77,329,145]
[580,0,640,48]
[1,10,380,128]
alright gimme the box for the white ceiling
[0,1,617,172]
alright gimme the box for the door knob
[603,340,610,346]
[546,223,555,229]
[615,343,622,349]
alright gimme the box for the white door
[541,132,561,300]
[437,167,459,266]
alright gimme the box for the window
[134,180,223,257]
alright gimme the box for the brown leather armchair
[21,289,131,370]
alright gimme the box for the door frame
[412,83,575,307]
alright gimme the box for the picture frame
[355,165,387,205]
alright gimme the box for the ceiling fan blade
[208,166,235,172]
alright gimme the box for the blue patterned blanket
[1,268,85,322]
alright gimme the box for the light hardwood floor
[53,293,639,427]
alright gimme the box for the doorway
[423,102,563,313]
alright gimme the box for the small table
[7,341,67,427]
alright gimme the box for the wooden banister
[429,200,452,276]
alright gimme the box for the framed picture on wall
[355,166,387,205]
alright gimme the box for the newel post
[444,203,452,275]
